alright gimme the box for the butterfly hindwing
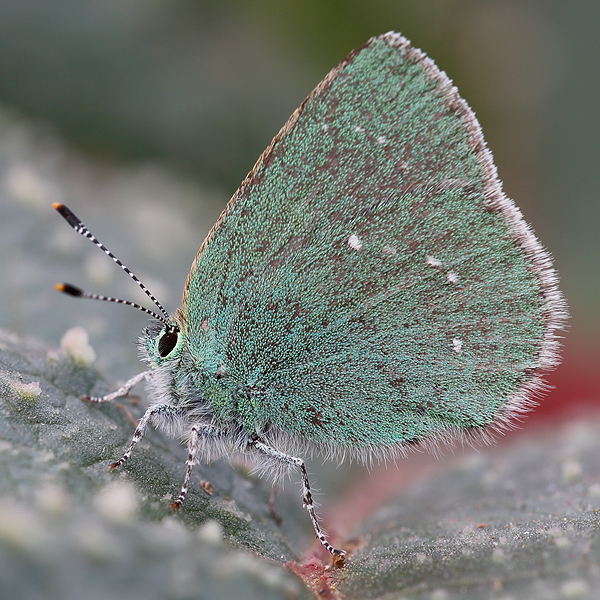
[181,33,563,455]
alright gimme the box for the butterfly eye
[158,329,179,357]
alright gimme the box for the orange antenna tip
[55,283,83,297]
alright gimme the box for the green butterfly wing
[181,33,566,456]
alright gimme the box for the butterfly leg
[269,481,282,525]
[109,403,175,470]
[171,425,200,510]
[252,438,346,564]
[171,423,222,510]
[85,370,152,403]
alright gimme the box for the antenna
[55,283,169,324]
[53,203,173,327]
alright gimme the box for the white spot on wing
[348,234,363,250]
[377,135,387,144]
[383,245,397,256]
[426,256,442,267]
[453,339,463,353]
[447,271,458,284]
[355,125,364,133]
[322,123,329,131]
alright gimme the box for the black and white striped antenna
[53,203,173,328]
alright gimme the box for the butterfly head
[141,319,186,367]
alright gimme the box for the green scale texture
[181,34,549,452]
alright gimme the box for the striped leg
[171,423,222,510]
[85,370,152,403]
[171,426,200,510]
[252,439,346,564]
[109,403,175,470]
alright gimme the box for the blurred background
[0,1,598,430]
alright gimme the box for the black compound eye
[158,330,178,357]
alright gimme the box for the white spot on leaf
[0,498,45,552]
[589,483,600,496]
[348,234,363,250]
[61,326,96,366]
[492,548,505,563]
[95,481,138,524]
[11,380,41,400]
[198,520,223,544]
[453,339,463,353]
[561,580,589,599]
[6,163,59,207]
[562,459,582,482]
[36,483,70,516]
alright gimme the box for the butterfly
[54,32,567,565]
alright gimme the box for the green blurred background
[0,0,598,417]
